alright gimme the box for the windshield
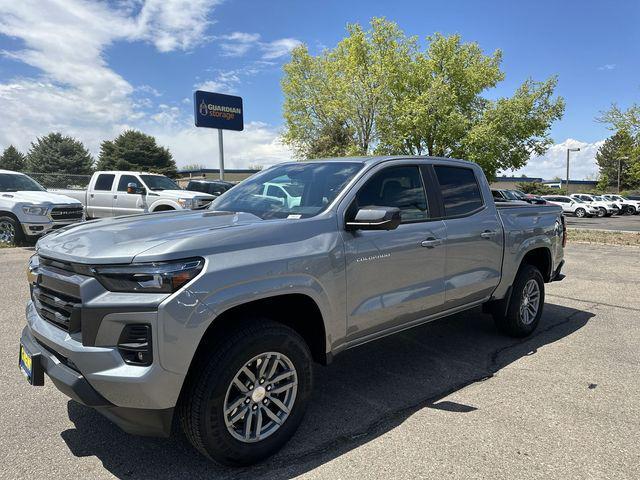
[140,175,180,191]
[211,162,364,219]
[0,173,45,192]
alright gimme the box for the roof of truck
[93,171,165,175]
[295,155,476,166]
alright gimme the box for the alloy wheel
[519,279,541,325]
[0,220,16,245]
[223,352,298,443]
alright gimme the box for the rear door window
[434,166,483,217]
[94,174,115,191]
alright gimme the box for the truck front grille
[193,198,213,210]
[50,206,83,221]
[31,285,81,332]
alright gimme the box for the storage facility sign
[193,90,244,131]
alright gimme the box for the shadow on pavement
[60,302,593,480]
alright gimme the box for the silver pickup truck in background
[20,156,566,466]
[51,171,214,218]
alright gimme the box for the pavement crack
[547,294,640,313]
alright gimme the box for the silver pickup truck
[19,156,566,465]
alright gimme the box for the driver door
[341,163,446,341]
[113,174,147,216]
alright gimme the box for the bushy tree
[0,145,27,171]
[595,130,638,191]
[97,130,177,177]
[282,18,565,179]
[26,133,94,174]
[516,181,554,195]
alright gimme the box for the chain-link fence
[26,173,92,190]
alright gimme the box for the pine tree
[96,130,177,177]
[0,145,27,171]
[26,133,94,174]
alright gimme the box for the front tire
[0,216,23,246]
[180,319,313,466]
[493,264,545,337]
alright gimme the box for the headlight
[92,258,204,293]
[22,205,49,216]
[177,198,193,209]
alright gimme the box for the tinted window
[434,166,483,217]
[0,173,45,192]
[117,174,139,192]
[267,185,286,200]
[140,175,179,191]
[354,166,428,222]
[187,181,207,193]
[94,174,115,191]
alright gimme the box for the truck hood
[1,190,82,205]
[36,210,263,264]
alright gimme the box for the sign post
[193,90,244,181]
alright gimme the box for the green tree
[0,145,27,171]
[26,133,94,174]
[595,130,637,191]
[282,18,565,179]
[97,130,177,177]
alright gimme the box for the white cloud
[218,31,301,59]
[260,38,302,59]
[597,64,616,71]
[504,138,604,180]
[196,71,241,94]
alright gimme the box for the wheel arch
[520,246,553,282]
[149,200,180,212]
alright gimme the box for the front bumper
[21,324,175,436]
[21,219,83,238]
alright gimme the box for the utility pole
[565,147,581,193]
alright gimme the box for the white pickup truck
[0,170,84,245]
[52,171,214,218]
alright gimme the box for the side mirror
[127,182,145,195]
[346,207,401,231]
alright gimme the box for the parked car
[51,171,215,218]
[541,195,599,217]
[185,179,235,197]
[259,180,303,208]
[0,170,84,245]
[570,194,617,217]
[491,189,528,204]
[21,156,566,466]
[626,195,640,201]
[602,194,640,215]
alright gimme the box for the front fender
[156,273,334,376]
[149,199,181,212]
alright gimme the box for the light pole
[617,156,629,193]
[565,147,581,193]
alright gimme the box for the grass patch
[568,229,640,246]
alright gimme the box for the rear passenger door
[432,165,504,308]
[88,173,116,218]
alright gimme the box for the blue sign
[194,90,244,131]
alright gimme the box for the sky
[0,0,638,179]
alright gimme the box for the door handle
[480,230,498,239]
[90,194,94,198]
[113,195,118,199]
[421,237,443,248]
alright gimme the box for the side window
[354,166,428,223]
[267,185,287,200]
[434,166,483,217]
[94,174,115,191]
[117,175,139,192]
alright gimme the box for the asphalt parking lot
[565,213,640,232]
[1,244,639,479]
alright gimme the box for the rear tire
[493,264,545,337]
[597,207,606,218]
[575,208,586,218]
[179,318,313,466]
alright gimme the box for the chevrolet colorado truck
[0,170,84,245]
[51,171,214,218]
[19,157,566,465]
